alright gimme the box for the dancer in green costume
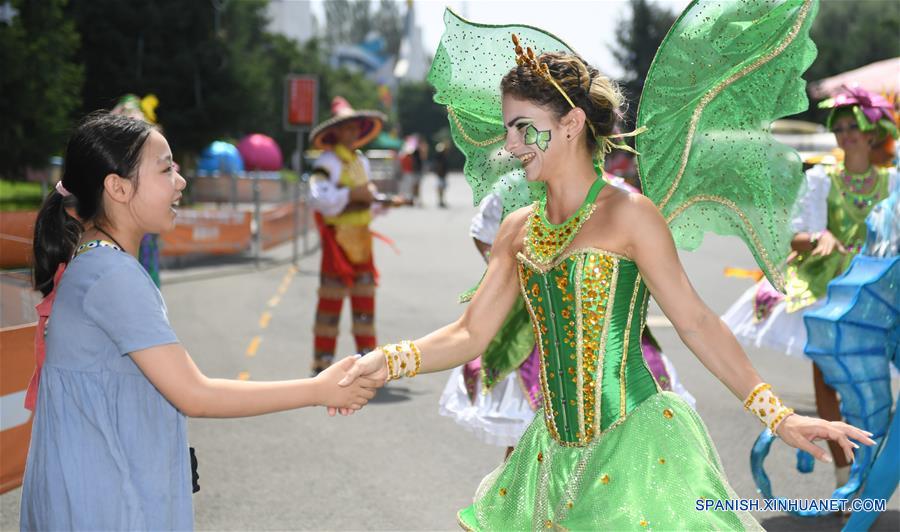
[338,1,875,529]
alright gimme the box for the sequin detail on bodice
[517,248,659,446]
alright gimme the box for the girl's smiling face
[502,94,566,183]
[127,130,186,234]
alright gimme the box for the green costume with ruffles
[428,0,819,528]
[784,164,892,312]
[458,181,760,531]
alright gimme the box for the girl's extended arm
[130,346,377,418]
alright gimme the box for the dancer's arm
[339,207,529,384]
[130,347,378,418]
[622,194,874,460]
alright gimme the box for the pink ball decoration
[237,134,283,171]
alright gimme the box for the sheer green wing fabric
[635,0,818,291]
[427,9,576,217]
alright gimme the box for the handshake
[315,349,389,416]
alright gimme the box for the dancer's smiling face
[831,111,874,156]
[502,94,564,183]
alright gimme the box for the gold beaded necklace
[526,178,605,264]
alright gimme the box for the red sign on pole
[285,76,318,130]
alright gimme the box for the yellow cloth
[323,144,373,227]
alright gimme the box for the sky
[310,0,693,80]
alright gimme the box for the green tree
[68,0,274,156]
[808,0,900,82]
[0,0,83,179]
[804,0,900,122]
[610,0,677,125]
[373,0,404,58]
[396,80,446,142]
[261,35,383,160]
[324,0,371,50]
[323,0,403,57]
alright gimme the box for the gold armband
[381,340,422,381]
[744,383,794,435]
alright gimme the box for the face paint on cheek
[524,124,552,152]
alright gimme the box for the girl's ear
[102,173,134,205]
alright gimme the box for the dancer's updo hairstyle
[32,112,152,295]
[501,52,624,154]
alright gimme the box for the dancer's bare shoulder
[493,204,532,257]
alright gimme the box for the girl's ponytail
[31,112,152,295]
[32,189,82,296]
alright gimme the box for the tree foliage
[0,0,83,179]
[808,0,900,83]
[611,0,677,125]
[323,0,404,57]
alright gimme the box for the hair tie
[55,181,71,197]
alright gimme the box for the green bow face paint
[524,124,552,151]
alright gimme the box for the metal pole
[230,173,237,209]
[292,130,305,265]
[253,172,261,268]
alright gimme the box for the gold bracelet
[744,382,794,435]
[382,346,397,380]
[408,341,422,377]
[381,340,422,381]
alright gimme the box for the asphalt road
[2,173,897,530]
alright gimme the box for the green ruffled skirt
[458,392,761,531]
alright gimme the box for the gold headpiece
[510,33,645,159]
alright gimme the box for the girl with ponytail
[21,112,379,530]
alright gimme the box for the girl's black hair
[33,112,152,295]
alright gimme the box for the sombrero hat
[310,96,386,150]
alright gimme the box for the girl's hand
[315,356,378,413]
[338,349,389,387]
[327,351,388,416]
[811,230,847,256]
[775,414,876,463]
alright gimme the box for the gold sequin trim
[663,408,674,419]
[657,0,812,210]
[770,407,795,433]
[517,246,629,274]
[526,199,598,266]
[574,254,587,444]
[619,274,643,417]
[580,253,616,441]
[665,194,785,290]
[447,105,505,147]
[600,473,610,485]
[743,382,771,409]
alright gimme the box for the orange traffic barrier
[0,211,37,269]
[0,323,36,493]
[160,210,252,257]
[260,202,310,251]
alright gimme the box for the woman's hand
[776,414,876,463]
[315,356,379,413]
[810,230,847,257]
[327,351,388,416]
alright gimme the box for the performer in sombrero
[308,96,397,375]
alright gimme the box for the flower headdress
[819,85,899,140]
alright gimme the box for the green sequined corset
[517,248,659,447]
